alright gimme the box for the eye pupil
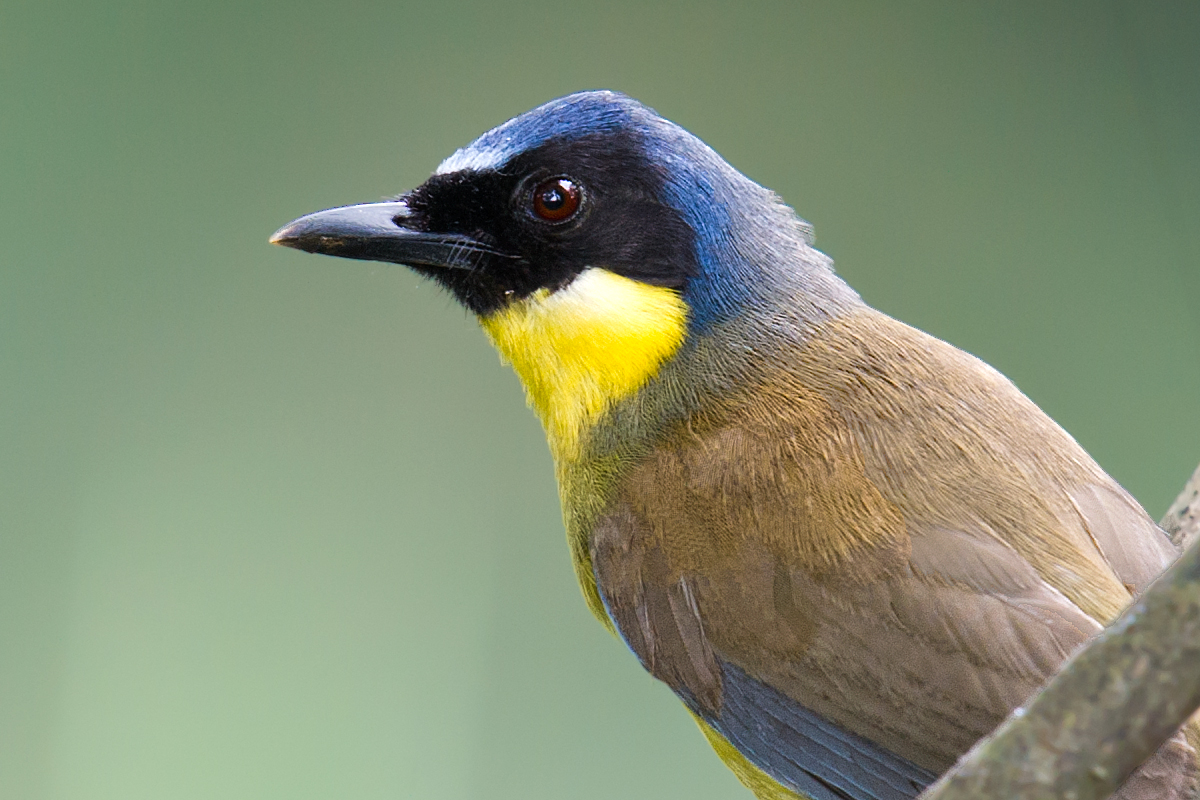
[532,177,580,221]
[541,187,565,210]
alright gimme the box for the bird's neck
[479,267,689,462]
[478,230,862,466]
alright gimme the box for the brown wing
[589,308,1193,797]
[790,309,1179,618]
[593,493,1196,799]
[593,411,1101,772]
[1067,482,1179,592]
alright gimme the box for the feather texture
[277,89,1198,800]
[583,307,1196,799]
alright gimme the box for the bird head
[271,91,855,457]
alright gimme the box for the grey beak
[270,201,513,270]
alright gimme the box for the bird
[270,90,1198,800]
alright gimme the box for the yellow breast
[480,268,688,460]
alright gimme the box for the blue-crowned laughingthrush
[272,91,1197,800]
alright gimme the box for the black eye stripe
[404,129,697,315]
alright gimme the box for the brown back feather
[590,307,1194,791]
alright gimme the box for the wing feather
[587,308,1193,798]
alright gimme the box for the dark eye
[531,177,581,222]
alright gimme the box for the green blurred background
[2,2,1198,798]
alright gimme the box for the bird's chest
[567,383,911,628]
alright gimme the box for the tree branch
[1164,464,1200,551]
[917,463,1200,800]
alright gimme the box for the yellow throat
[480,268,689,460]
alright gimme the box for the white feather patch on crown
[435,143,510,175]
